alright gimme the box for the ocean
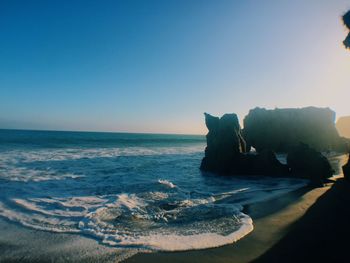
[0,129,307,254]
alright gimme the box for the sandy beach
[0,217,139,263]
[1,175,348,263]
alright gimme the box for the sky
[0,0,349,134]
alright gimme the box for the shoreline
[125,183,329,263]
[254,177,350,262]
[0,179,338,263]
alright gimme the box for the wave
[158,179,176,188]
[0,201,80,233]
[0,146,204,162]
[0,146,204,182]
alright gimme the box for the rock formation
[343,10,350,49]
[243,107,346,153]
[336,116,350,139]
[200,113,290,176]
[200,113,246,174]
[343,153,350,181]
[201,112,335,185]
[287,143,333,186]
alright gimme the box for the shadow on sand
[253,178,350,263]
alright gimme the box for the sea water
[0,130,307,256]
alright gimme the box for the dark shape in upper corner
[343,10,350,48]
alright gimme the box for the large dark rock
[253,149,290,175]
[343,10,350,48]
[200,113,246,173]
[200,113,289,176]
[343,153,350,181]
[243,107,346,153]
[287,143,334,186]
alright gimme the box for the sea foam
[158,179,176,188]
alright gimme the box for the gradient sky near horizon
[1,0,349,134]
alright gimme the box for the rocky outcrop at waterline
[343,153,350,181]
[200,109,346,185]
[287,143,334,186]
[200,113,247,174]
[200,113,289,176]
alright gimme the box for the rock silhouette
[343,153,350,181]
[200,111,336,185]
[201,113,290,177]
[287,143,333,186]
[243,107,346,153]
[200,113,247,174]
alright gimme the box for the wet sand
[0,217,138,263]
[1,177,347,263]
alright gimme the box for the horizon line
[0,127,206,137]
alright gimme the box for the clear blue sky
[1,0,349,134]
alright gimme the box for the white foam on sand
[0,179,308,252]
[80,213,254,251]
[74,191,254,251]
[109,193,146,210]
[115,213,254,251]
